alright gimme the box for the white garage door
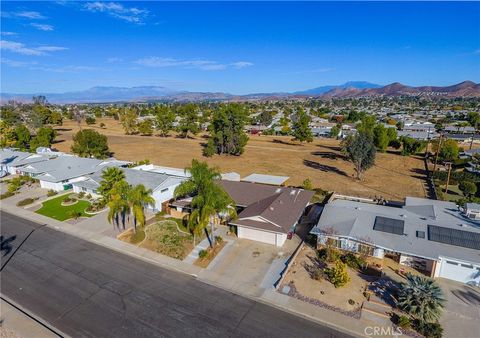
[237,227,277,245]
[439,259,480,284]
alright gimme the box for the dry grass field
[53,118,428,200]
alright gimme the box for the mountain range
[1,81,478,104]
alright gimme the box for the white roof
[241,173,289,186]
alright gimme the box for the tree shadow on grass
[272,139,303,146]
[303,159,348,177]
[317,144,342,152]
[311,151,346,161]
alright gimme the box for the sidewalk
[0,298,60,338]
[1,200,372,337]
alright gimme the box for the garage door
[237,227,276,245]
[439,259,480,284]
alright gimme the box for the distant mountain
[0,86,182,104]
[1,81,478,104]
[321,81,480,98]
[294,81,382,95]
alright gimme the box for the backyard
[35,193,92,221]
[54,118,428,200]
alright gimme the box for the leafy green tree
[291,108,313,142]
[71,129,110,159]
[373,124,389,152]
[0,121,17,148]
[439,139,459,162]
[356,115,376,139]
[203,103,249,156]
[255,111,273,126]
[302,178,313,190]
[397,274,445,323]
[467,112,480,128]
[386,127,398,145]
[30,127,56,151]
[98,167,126,202]
[120,108,138,135]
[342,133,376,180]
[400,137,426,156]
[14,125,31,150]
[329,124,341,138]
[85,116,96,125]
[177,103,200,138]
[459,180,477,197]
[48,111,63,125]
[154,105,175,137]
[174,160,236,246]
[137,119,153,136]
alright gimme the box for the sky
[1,1,479,94]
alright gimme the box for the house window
[460,264,473,269]
[357,244,374,256]
[416,231,425,238]
[161,188,168,193]
[446,261,458,265]
[326,238,342,249]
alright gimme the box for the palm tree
[107,180,130,230]
[98,167,126,202]
[397,274,445,323]
[128,184,155,233]
[174,159,236,247]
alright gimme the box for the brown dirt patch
[54,118,428,200]
[194,241,226,268]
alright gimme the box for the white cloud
[84,2,149,24]
[0,58,37,67]
[8,11,47,19]
[135,57,253,71]
[0,40,44,55]
[36,46,68,52]
[0,40,67,56]
[231,61,254,69]
[1,31,17,36]
[31,65,97,73]
[31,23,54,31]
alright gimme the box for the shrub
[341,252,366,269]
[99,122,106,128]
[414,321,443,338]
[198,249,208,259]
[0,191,15,199]
[397,315,411,329]
[348,299,355,306]
[312,267,322,281]
[215,235,223,244]
[78,191,86,198]
[67,210,82,220]
[318,247,340,263]
[16,198,35,206]
[324,261,350,287]
[85,116,96,125]
[86,193,92,199]
[47,189,57,197]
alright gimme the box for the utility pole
[444,162,452,200]
[433,133,443,173]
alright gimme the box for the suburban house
[72,167,187,212]
[311,195,480,284]
[17,156,129,191]
[171,179,314,246]
[0,149,52,175]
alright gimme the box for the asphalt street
[0,211,352,338]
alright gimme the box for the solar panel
[373,216,405,235]
[428,225,480,250]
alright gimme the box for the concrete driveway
[200,236,300,297]
[437,278,480,338]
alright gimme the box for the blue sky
[1,1,479,94]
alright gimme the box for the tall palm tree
[98,167,126,202]
[107,180,130,230]
[397,274,445,323]
[174,159,236,247]
[128,184,155,233]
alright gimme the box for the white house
[311,195,480,285]
[0,149,52,175]
[72,167,187,212]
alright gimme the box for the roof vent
[275,188,282,193]
[290,190,296,195]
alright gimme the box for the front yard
[35,194,92,221]
[118,220,194,260]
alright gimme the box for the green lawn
[36,194,92,221]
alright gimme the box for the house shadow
[451,288,480,306]
[311,151,345,161]
[303,159,348,177]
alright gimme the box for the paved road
[0,211,351,338]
